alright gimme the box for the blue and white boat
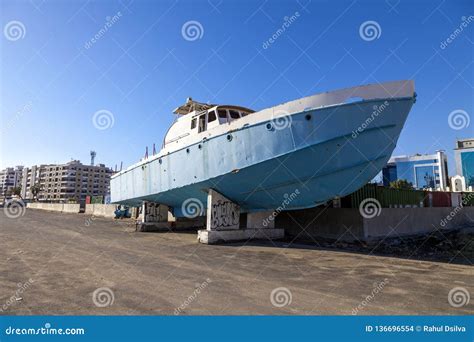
[111,80,416,217]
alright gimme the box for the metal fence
[342,184,473,208]
[90,195,104,204]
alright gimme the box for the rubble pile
[302,227,474,265]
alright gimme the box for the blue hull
[111,98,414,216]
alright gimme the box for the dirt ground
[0,209,472,315]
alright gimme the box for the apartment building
[20,165,40,200]
[20,160,113,203]
[0,166,24,201]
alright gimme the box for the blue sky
[0,0,472,175]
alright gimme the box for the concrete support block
[207,189,240,230]
[131,207,140,219]
[168,211,176,222]
[197,228,284,244]
[198,191,284,244]
[142,201,169,223]
[136,201,170,232]
[137,201,206,233]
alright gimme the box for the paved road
[0,209,472,315]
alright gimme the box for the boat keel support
[136,201,171,232]
[197,189,284,244]
[136,200,206,232]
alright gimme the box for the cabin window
[240,111,248,117]
[191,118,197,129]
[208,110,216,123]
[218,109,228,124]
[229,110,240,119]
[198,114,206,133]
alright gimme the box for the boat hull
[111,97,414,216]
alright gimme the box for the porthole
[186,148,190,153]
[158,159,162,164]
[305,114,312,121]
[266,123,273,131]
[198,144,202,149]
[227,134,233,141]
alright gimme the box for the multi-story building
[382,151,449,190]
[20,165,40,200]
[0,166,23,201]
[20,160,113,203]
[454,138,474,188]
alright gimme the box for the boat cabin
[191,105,254,133]
[163,98,255,149]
